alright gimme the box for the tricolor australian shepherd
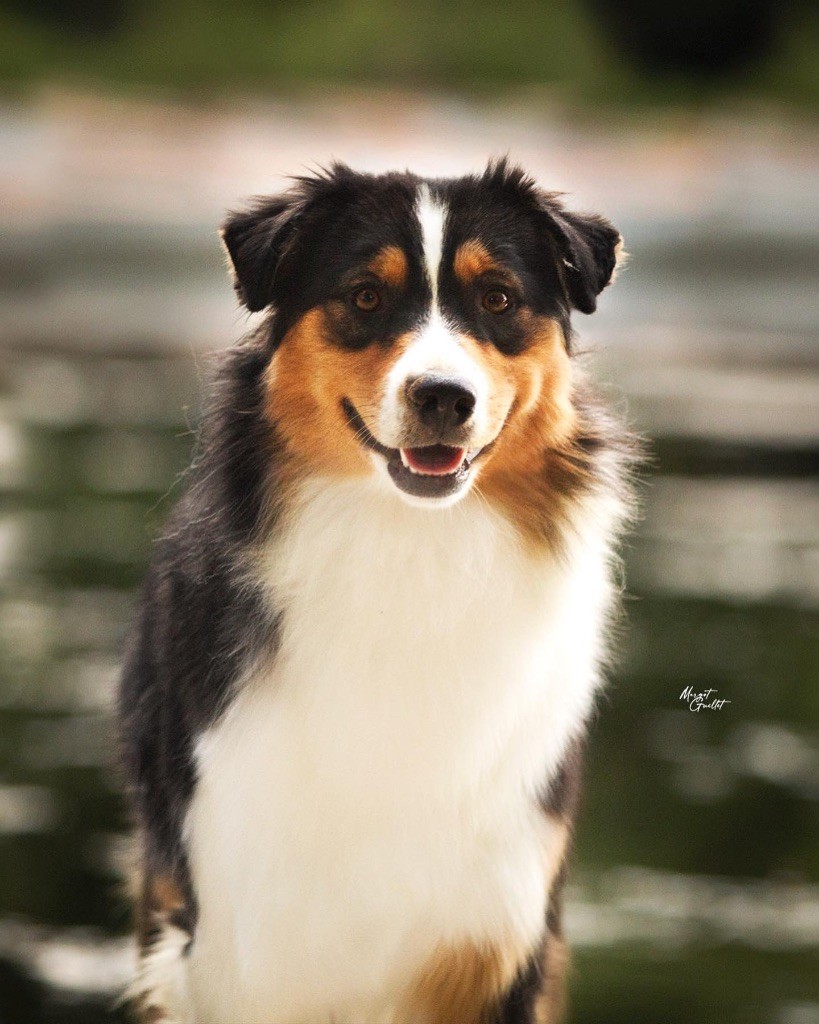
[118,160,635,1023]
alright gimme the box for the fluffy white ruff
[177,478,618,1023]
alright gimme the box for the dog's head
[221,161,621,508]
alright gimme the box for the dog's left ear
[539,196,623,315]
[220,194,304,312]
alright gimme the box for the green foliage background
[1,0,817,107]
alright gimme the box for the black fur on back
[118,335,281,930]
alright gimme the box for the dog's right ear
[221,166,360,312]
[220,195,303,313]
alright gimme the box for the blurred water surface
[0,94,817,1024]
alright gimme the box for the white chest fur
[181,479,614,1024]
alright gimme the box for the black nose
[406,374,477,432]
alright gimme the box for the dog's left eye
[353,287,381,312]
[482,289,511,314]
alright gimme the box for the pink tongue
[403,445,466,476]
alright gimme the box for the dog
[118,159,635,1023]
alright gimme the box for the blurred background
[0,1,817,1022]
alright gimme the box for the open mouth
[341,399,483,500]
[401,445,467,476]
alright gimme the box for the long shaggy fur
[119,161,636,1024]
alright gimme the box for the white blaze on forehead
[417,184,446,304]
[377,184,488,447]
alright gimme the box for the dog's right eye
[353,287,381,312]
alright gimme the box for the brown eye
[353,287,380,312]
[482,289,510,314]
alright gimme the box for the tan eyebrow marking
[367,245,408,288]
[453,239,503,284]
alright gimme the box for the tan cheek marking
[265,308,366,483]
[458,332,517,437]
[475,318,585,551]
[399,938,531,1024]
[458,316,574,451]
[266,309,415,493]
[453,239,501,285]
[367,244,408,289]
